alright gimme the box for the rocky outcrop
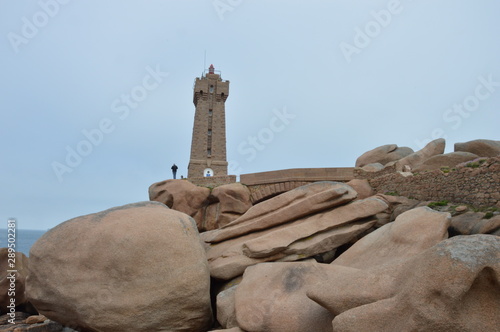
[220,206,499,332]
[204,182,357,243]
[205,183,252,230]
[149,180,252,231]
[219,207,449,331]
[27,202,212,332]
[395,138,446,171]
[450,212,500,235]
[203,183,388,280]
[149,179,210,229]
[0,249,29,314]
[326,235,500,332]
[355,144,414,167]
[413,151,479,171]
[455,139,500,157]
[216,285,239,329]
[345,179,374,199]
[235,262,334,332]
[331,206,451,269]
[360,162,384,172]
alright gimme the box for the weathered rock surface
[204,193,387,280]
[450,212,500,235]
[216,286,238,329]
[210,328,246,332]
[306,207,452,317]
[204,182,357,243]
[355,144,414,168]
[360,162,385,172]
[329,235,500,332]
[149,179,210,229]
[413,151,479,171]
[229,229,489,332]
[0,249,29,314]
[235,262,334,332]
[204,183,252,231]
[241,197,387,258]
[27,202,212,332]
[332,206,450,269]
[25,314,47,324]
[345,179,374,199]
[455,139,500,157]
[395,138,445,171]
[149,180,252,232]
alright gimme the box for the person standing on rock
[171,164,178,179]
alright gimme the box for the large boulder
[234,262,334,332]
[149,180,252,232]
[27,202,212,332]
[0,249,29,314]
[395,138,445,171]
[306,207,451,316]
[329,235,500,332]
[331,206,450,269]
[413,151,479,171]
[149,179,210,230]
[355,144,414,168]
[455,139,500,157]
[205,183,252,231]
[306,209,498,332]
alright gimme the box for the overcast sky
[1,0,499,230]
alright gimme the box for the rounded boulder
[26,201,212,332]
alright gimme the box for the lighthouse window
[209,85,214,93]
[207,149,212,156]
[209,109,213,116]
[208,129,212,136]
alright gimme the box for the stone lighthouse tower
[188,65,229,178]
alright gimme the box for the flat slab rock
[203,181,358,243]
[205,196,388,280]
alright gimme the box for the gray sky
[1,0,499,230]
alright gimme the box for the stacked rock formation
[356,138,500,172]
[202,182,388,280]
[215,206,500,332]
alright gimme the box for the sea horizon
[1,228,47,256]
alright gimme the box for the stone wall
[356,157,500,207]
[240,167,355,186]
